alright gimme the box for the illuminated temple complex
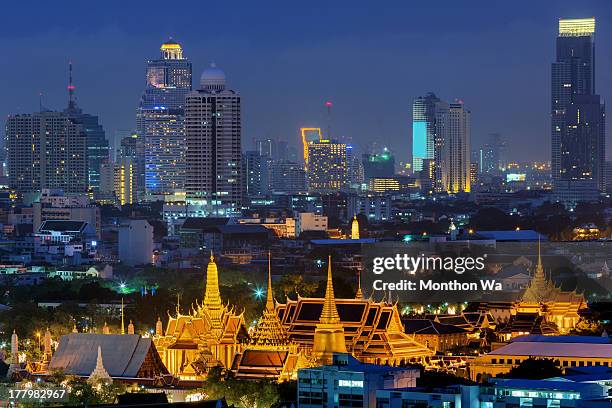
[154,254,432,381]
[490,243,587,340]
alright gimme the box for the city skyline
[2,1,611,163]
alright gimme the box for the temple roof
[249,253,289,347]
[49,334,163,377]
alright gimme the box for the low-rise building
[469,335,612,382]
[298,353,419,408]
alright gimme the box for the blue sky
[1,0,611,162]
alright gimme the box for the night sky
[1,0,611,163]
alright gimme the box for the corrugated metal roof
[48,334,153,377]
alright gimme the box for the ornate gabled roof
[521,240,585,304]
[249,253,289,347]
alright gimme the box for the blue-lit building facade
[412,92,448,192]
[137,39,191,199]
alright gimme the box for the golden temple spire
[265,251,275,312]
[313,256,346,363]
[120,298,125,335]
[204,252,222,311]
[248,253,289,347]
[355,271,364,299]
[351,214,360,240]
[320,256,341,323]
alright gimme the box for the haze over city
[2,0,612,161]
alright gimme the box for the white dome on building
[200,63,226,91]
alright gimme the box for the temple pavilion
[153,254,248,380]
[495,241,587,340]
[275,257,433,366]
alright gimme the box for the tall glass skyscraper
[63,63,109,196]
[552,17,605,194]
[138,39,192,200]
[412,93,449,191]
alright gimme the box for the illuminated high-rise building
[300,127,322,164]
[143,108,186,198]
[185,64,242,216]
[271,161,307,194]
[139,39,192,110]
[307,139,349,193]
[138,39,192,200]
[412,93,448,191]
[552,17,605,194]
[114,156,136,206]
[6,111,87,195]
[63,63,109,197]
[442,101,471,193]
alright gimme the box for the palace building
[493,242,586,340]
[153,254,248,380]
[231,255,311,381]
[275,258,433,366]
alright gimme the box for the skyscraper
[6,111,88,195]
[185,64,242,216]
[300,128,322,165]
[552,17,605,194]
[63,62,109,197]
[479,133,506,175]
[242,150,265,199]
[443,101,471,193]
[138,39,192,200]
[412,93,448,191]
[307,139,349,193]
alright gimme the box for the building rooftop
[489,336,612,359]
[39,220,87,233]
[403,319,467,335]
[477,230,547,242]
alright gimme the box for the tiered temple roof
[154,254,247,379]
[276,259,432,366]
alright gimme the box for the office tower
[307,139,348,193]
[140,39,192,110]
[242,151,265,198]
[6,111,87,195]
[443,101,471,193]
[143,108,186,198]
[348,151,364,189]
[271,161,307,194]
[479,133,506,175]
[300,128,322,164]
[137,39,191,200]
[605,161,612,193]
[552,18,605,192]
[117,133,145,201]
[114,156,136,206]
[185,64,242,216]
[362,148,395,180]
[412,93,445,171]
[63,63,109,196]
[412,93,449,192]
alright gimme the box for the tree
[201,369,279,408]
[505,358,562,380]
